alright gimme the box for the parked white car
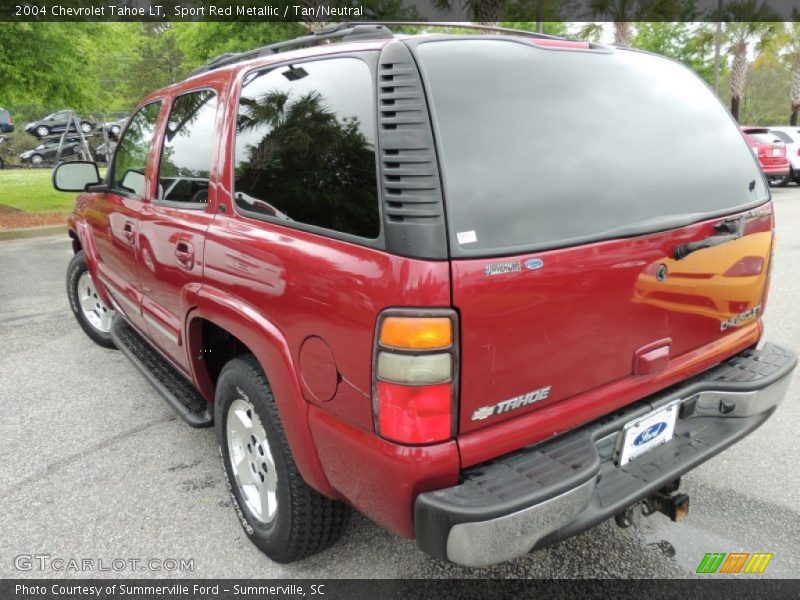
[768,126,800,185]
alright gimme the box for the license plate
[772,148,781,156]
[616,400,679,466]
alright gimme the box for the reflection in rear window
[749,132,781,144]
[416,40,767,256]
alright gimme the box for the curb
[0,224,66,242]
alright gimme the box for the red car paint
[64,35,777,542]
[741,126,790,176]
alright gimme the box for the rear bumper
[415,342,796,567]
[761,165,790,176]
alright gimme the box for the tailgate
[411,38,773,438]
[452,207,773,434]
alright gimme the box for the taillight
[373,311,458,444]
[761,231,776,312]
[723,256,764,277]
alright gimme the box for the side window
[234,57,380,239]
[112,102,161,198]
[157,90,217,205]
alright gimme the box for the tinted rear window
[416,40,767,256]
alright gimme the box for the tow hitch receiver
[645,491,690,522]
[614,480,689,528]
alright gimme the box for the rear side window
[416,40,767,256]
[157,90,217,205]
[112,102,161,197]
[233,57,380,239]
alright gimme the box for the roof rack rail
[188,21,565,77]
[188,23,393,76]
[352,21,562,40]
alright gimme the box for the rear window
[416,40,767,256]
[770,130,794,143]
[749,132,782,145]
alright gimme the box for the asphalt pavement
[0,188,798,579]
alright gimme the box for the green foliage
[0,23,100,111]
[718,60,792,125]
[173,22,305,70]
[634,23,716,83]
[0,17,798,137]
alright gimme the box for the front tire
[35,125,49,137]
[215,355,349,563]
[66,251,116,348]
[30,154,43,165]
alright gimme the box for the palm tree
[433,0,505,26]
[721,1,780,122]
[773,19,800,125]
[580,0,686,47]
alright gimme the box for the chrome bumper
[415,343,796,567]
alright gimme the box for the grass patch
[0,168,84,213]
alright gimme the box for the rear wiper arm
[673,215,745,260]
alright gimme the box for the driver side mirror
[52,161,102,192]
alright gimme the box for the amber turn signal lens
[379,317,452,350]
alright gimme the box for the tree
[0,23,104,110]
[580,0,692,47]
[771,19,800,125]
[432,0,506,26]
[634,23,716,83]
[721,1,780,121]
[236,89,379,236]
[173,22,305,70]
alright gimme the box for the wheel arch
[71,221,114,307]
[188,286,334,497]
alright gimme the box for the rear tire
[215,355,349,563]
[66,251,116,349]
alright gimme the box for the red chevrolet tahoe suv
[53,24,796,567]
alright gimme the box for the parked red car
[53,24,795,567]
[741,126,791,185]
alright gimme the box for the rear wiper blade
[673,215,746,260]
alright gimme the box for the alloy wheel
[77,272,114,333]
[226,397,278,524]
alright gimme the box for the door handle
[175,241,194,269]
[122,222,135,244]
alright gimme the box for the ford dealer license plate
[617,400,680,466]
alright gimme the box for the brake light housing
[372,309,459,445]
